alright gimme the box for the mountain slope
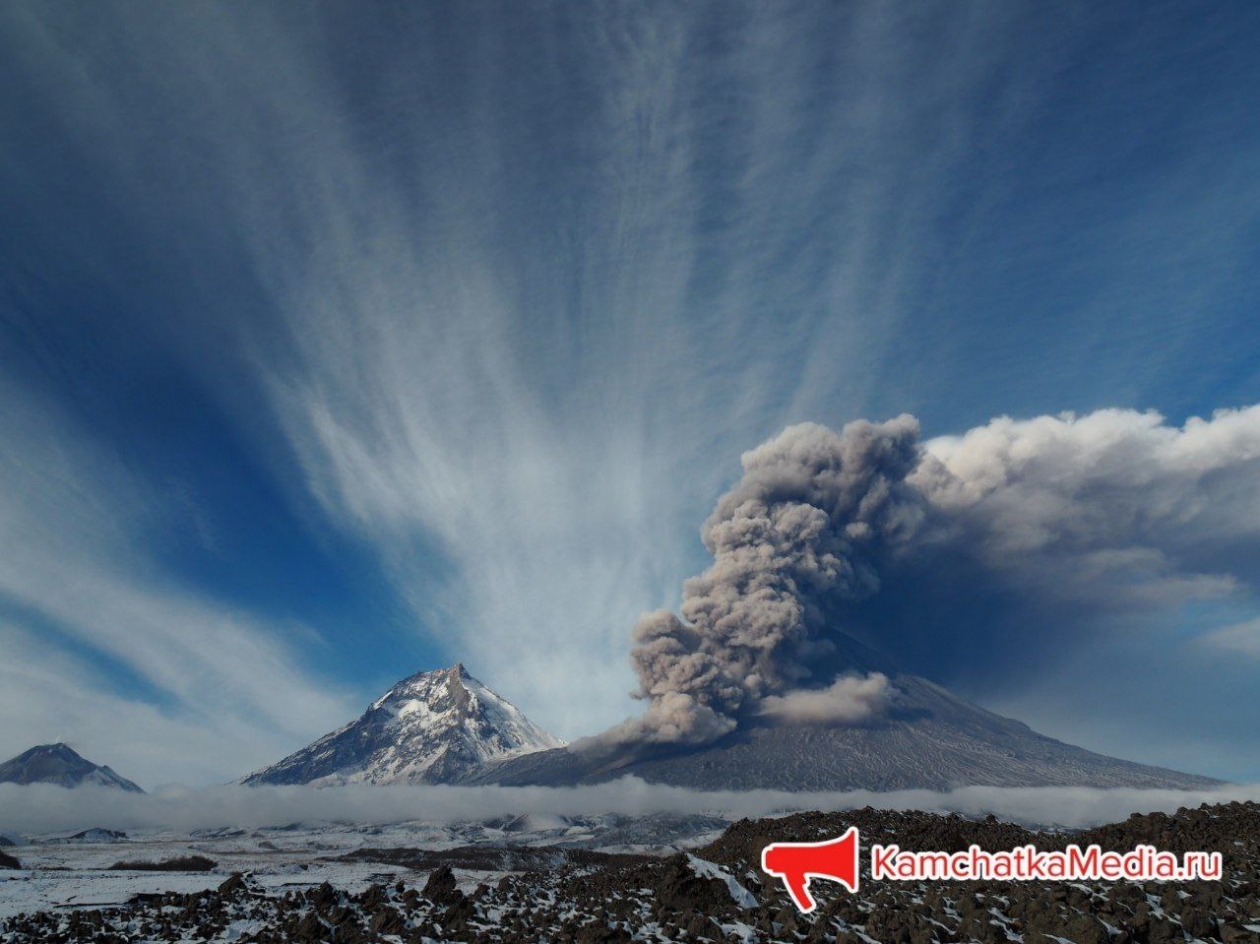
[0,743,144,792]
[463,636,1220,791]
[241,664,565,786]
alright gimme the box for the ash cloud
[884,404,1260,684]
[909,405,1260,604]
[759,672,892,725]
[602,405,1260,749]
[610,417,922,747]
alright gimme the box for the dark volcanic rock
[653,854,742,916]
[108,854,217,872]
[422,864,462,906]
[216,873,247,897]
[2,801,1257,943]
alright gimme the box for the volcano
[460,636,1220,792]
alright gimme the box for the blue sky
[2,2,1260,786]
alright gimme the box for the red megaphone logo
[761,826,861,913]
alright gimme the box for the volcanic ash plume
[610,417,924,747]
[588,403,1260,752]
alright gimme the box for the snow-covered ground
[0,811,727,919]
[4,803,1258,943]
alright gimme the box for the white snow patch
[686,854,757,909]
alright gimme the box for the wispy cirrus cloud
[197,4,1045,733]
[0,381,356,785]
[1200,618,1260,659]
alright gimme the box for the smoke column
[608,417,924,746]
[597,404,1260,750]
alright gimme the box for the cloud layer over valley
[4,780,1260,836]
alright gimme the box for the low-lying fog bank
[4,779,1260,835]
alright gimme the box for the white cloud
[0,382,357,785]
[0,623,313,789]
[1200,618,1260,659]
[912,405,1260,607]
[2,779,1259,836]
[759,673,892,725]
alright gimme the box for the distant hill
[0,743,144,792]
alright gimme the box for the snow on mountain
[240,664,565,786]
[0,744,144,793]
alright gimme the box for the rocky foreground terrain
[3,802,1259,943]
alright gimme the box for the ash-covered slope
[241,664,565,786]
[464,637,1219,792]
[0,743,144,793]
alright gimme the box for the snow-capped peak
[241,665,565,786]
